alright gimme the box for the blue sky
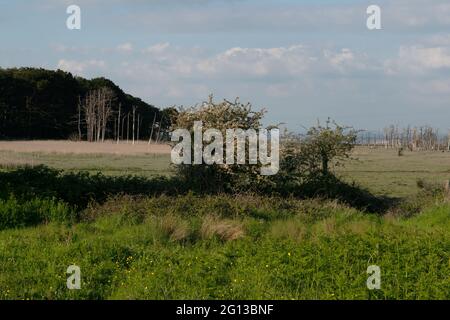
[1,0,450,130]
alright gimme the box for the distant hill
[0,67,161,140]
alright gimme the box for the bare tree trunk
[117,104,121,144]
[132,106,136,145]
[137,113,141,144]
[126,112,130,143]
[96,89,101,142]
[156,114,164,143]
[148,113,157,144]
[77,96,82,141]
[113,116,117,141]
[448,130,450,151]
[83,91,96,142]
[121,115,126,141]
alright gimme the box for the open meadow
[0,140,173,177]
[0,141,449,300]
[2,141,450,197]
[337,147,450,197]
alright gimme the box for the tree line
[358,125,450,151]
[0,67,175,141]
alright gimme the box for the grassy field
[0,195,448,300]
[0,141,449,300]
[337,147,450,197]
[0,141,172,177]
[0,150,172,177]
[2,143,450,197]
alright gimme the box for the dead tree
[121,114,126,141]
[137,113,141,143]
[99,88,114,142]
[132,106,137,145]
[81,87,115,142]
[126,112,130,143]
[83,90,96,142]
[117,104,121,144]
[77,96,82,140]
[148,113,157,145]
[448,131,450,151]
[156,114,164,143]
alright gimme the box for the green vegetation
[0,166,183,209]
[171,96,268,192]
[0,194,448,300]
[0,158,448,300]
[0,196,74,230]
[282,119,357,176]
[0,68,160,139]
[0,105,449,300]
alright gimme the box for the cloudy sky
[1,0,450,130]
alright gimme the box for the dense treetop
[0,67,160,139]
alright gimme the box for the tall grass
[0,193,448,300]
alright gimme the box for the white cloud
[325,48,354,67]
[142,42,170,54]
[54,40,450,128]
[197,45,316,78]
[94,44,384,112]
[385,46,450,74]
[57,59,106,75]
[195,45,380,80]
[116,42,133,53]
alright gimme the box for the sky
[1,0,450,131]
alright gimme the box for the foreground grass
[0,195,448,300]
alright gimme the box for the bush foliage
[0,196,73,230]
[171,95,268,192]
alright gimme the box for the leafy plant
[171,95,272,193]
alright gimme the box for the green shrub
[171,95,273,193]
[0,165,185,208]
[0,196,74,230]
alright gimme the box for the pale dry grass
[0,140,171,155]
[159,214,191,242]
[200,215,245,241]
